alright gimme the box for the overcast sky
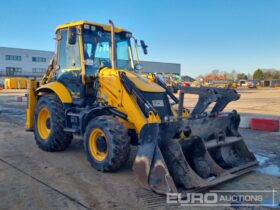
[1,0,280,77]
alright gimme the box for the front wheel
[84,115,130,172]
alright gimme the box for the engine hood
[123,71,165,92]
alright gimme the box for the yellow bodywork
[121,71,164,92]
[98,68,163,133]
[26,81,72,130]
[36,82,73,103]
[26,67,166,133]
[56,20,129,33]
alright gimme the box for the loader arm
[97,68,163,133]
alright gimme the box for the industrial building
[0,47,54,77]
[140,61,180,74]
[0,47,181,78]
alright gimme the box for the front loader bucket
[133,123,178,194]
[133,111,258,195]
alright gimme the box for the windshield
[82,29,133,75]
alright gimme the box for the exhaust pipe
[109,20,116,69]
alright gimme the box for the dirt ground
[0,88,280,210]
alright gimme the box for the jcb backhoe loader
[26,20,257,195]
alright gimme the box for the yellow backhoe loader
[26,20,257,195]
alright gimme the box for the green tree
[253,69,264,80]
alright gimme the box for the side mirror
[140,40,148,55]
[134,63,143,71]
[67,27,77,45]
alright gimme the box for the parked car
[247,81,257,88]
[181,81,190,87]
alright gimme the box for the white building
[0,47,180,78]
[0,47,54,77]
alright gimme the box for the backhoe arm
[40,56,56,86]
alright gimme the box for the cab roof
[56,20,130,33]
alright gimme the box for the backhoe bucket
[133,111,258,195]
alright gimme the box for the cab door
[56,27,82,99]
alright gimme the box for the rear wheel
[84,115,130,171]
[34,94,72,151]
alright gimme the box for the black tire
[84,115,130,172]
[34,94,72,151]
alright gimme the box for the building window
[32,57,47,62]
[6,67,22,75]
[32,68,46,73]
[5,55,22,61]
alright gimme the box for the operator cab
[54,21,135,104]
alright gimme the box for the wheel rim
[37,107,51,140]
[89,128,108,161]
